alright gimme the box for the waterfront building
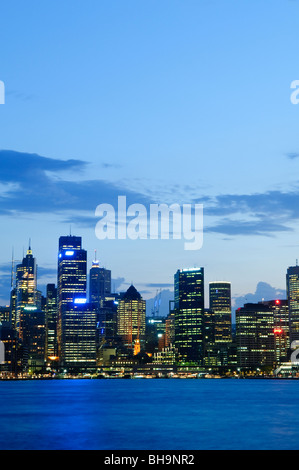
[89,256,111,310]
[117,285,146,352]
[259,299,289,364]
[174,267,205,363]
[0,306,10,324]
[165,309,175,348]
[19,305,46,372]
[16,245,38,337]
[45,284,58,360]
[209,282,232,344]
[203,308,218,367]
[145,316,166,353]
[57,235,97,372]
[236,303,275,369]
[286,265,299,344]
[0,322,21,374]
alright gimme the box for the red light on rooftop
[275,300,280,305]
[274,328,283,335]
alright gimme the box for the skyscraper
[209,281,232,345]
[236,303,275,369]
[45,284,58,360]
[174,267,205,363]
[16,245,37,338]
[117,285,146,353]
[57,235,97,371]
[20,305,46,372]
[259,299,289,364]
[89,256,111,309]
[286,265,299,344]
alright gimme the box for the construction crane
[152,289,162,318]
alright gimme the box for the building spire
[27,238,32,255]
[92,249,100,267]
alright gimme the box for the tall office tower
[174,267,205,363]
[145,316,166,353]
[209,282,232,344]
[117,285,146,353]
[97,297,118,346]
[165,310,175,348]
[0,323,21,375]
[9,288,17,331]
[286,265,299,344]
[45,284,58,360]
[202,308,218,367]
[57,235,97,371]
[259,299,289,364]
[59,302,97,372]
[0,306,10,324]
[235,303,275,369]
[89,257,111,309]
[16,245,38,338]
[19,305,46,372]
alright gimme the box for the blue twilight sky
[0,0,299,311]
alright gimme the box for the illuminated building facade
[236,303,275,369]
[209,282,232,344]
[117,285,146,352]
[286,265,299,344]
[89,258,111,310]
[19,305,46,372]
[0,323,21,374]
[202,308,217,367]
[0,306,10,324]
[174,267,205,363]
[59,302,97,372]
[96,296,119,346]
[45,284,58,360]
[57,235,97,371]
[165,310,175,348]
[259,299,289,364]
[16,245,37,337]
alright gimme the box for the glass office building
[174,267,205,363]
[236,303,275,369]
[286,265,299,344]
[57,235,97,372]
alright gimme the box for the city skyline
[0,233,293,318]
[1,230,296,377]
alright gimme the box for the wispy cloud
[285,152,299,160]
[0,150,152,218]
[2,149,299,239]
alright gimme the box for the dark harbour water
[1,378,299,450]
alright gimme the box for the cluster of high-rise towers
[0,233,299,376]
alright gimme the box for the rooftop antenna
[10,247,14,291]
